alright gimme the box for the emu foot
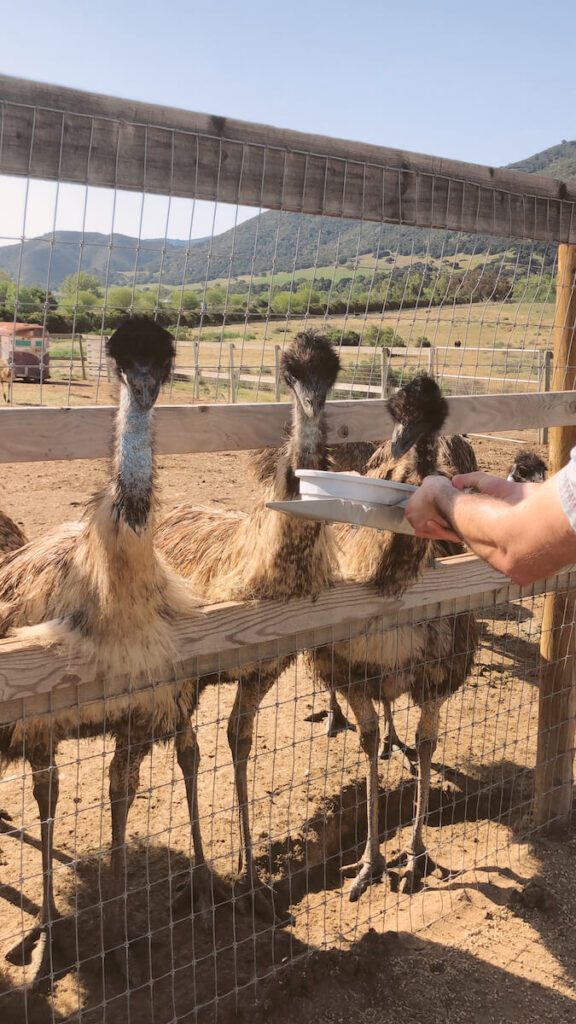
[325,707,356,738]
[235,876,295,928]
[304,708,356,737]
[379,733,418,775]
[341,853,387,903]
[398,850,448,893]
[5,915,74,989]
[171,862,227,921]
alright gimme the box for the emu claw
[379,736,418,775]
[341,854,387,902]
[5,915,72,989]
[399,851,437,893]
[326,709,356,738]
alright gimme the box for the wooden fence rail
[2,74,576,242]
[1,553,575,727]
[1,389,575,463]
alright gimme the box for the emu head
[507,451,548,483]
[281,330,340,419]
[388,373,448,458]
[107,317,175,411]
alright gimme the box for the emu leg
[6,753,66,983]
[340,683,386,902]
[325,688,356,738]
[227,671,288,923]
[379,698,417,774]
[109,734,151,901]
[400,702,439,893]
[173,711,214,916]
[106,731,151,979]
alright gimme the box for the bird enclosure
[1,76,576,1024]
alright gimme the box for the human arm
[404,472,576,586]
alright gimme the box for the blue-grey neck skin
[276,399,329,500]
[112,384,154,530]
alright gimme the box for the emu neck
[274,401,328,500]
[412,432,439,483]
[367,428,439,594]
[111,386,155,531]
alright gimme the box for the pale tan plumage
[0,318,203,980]
[156,331,341,915]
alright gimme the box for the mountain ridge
[0,141,574,289]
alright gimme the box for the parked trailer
[0,322,50,382]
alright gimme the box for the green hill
[507,139,576,180]
[0,141,573,290]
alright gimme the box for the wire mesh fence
[0,586,559,1021]
[1,75,576,1023]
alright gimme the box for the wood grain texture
[534,244,576,829]
[1,553,575,725]
[1,390,576,464]
[1,74,576,241]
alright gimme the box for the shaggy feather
[0,509,27,554]
[312,375,479,900]
[156,330,341,906]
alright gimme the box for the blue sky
[1,0,575,241]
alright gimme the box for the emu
[0,317,202,980]
[312,375,478,901]
[0,509,27,555]
[507,450,547,483]
[155,330,341,916]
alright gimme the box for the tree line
[0,262,556,334]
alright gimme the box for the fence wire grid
[0,590,556,1021]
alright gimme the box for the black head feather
[388,374,448,458]
[508,450,547,483]
[280,331,340,418]
[281,331,340,390]
[107,316,175,384]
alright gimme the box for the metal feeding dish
[266,470,417,535]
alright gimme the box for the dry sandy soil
[2,432,575,1024]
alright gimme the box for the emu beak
[295,382,325,418]
[127,365,162,410]
[390,420,429,459]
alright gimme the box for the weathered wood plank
[1,75,576,242]
[1,554,575,725]
[0,390,575,464]
[534,244,576,829]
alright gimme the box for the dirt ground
[2,432,576,1024]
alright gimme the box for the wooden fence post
[229,342,236,403]
[274,344,281,401]
[77,335,87,380]
[427,345,436,378]
[193,341,200,400]
[534,244,576,829]
[381,347,389,397]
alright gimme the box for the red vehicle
[0,323,50,382]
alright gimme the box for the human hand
[451,471,532,504]
[404,475,461,542]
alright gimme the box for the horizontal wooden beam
[1,75,575,242]
[1,554,575,726]
[0,390,574,464]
